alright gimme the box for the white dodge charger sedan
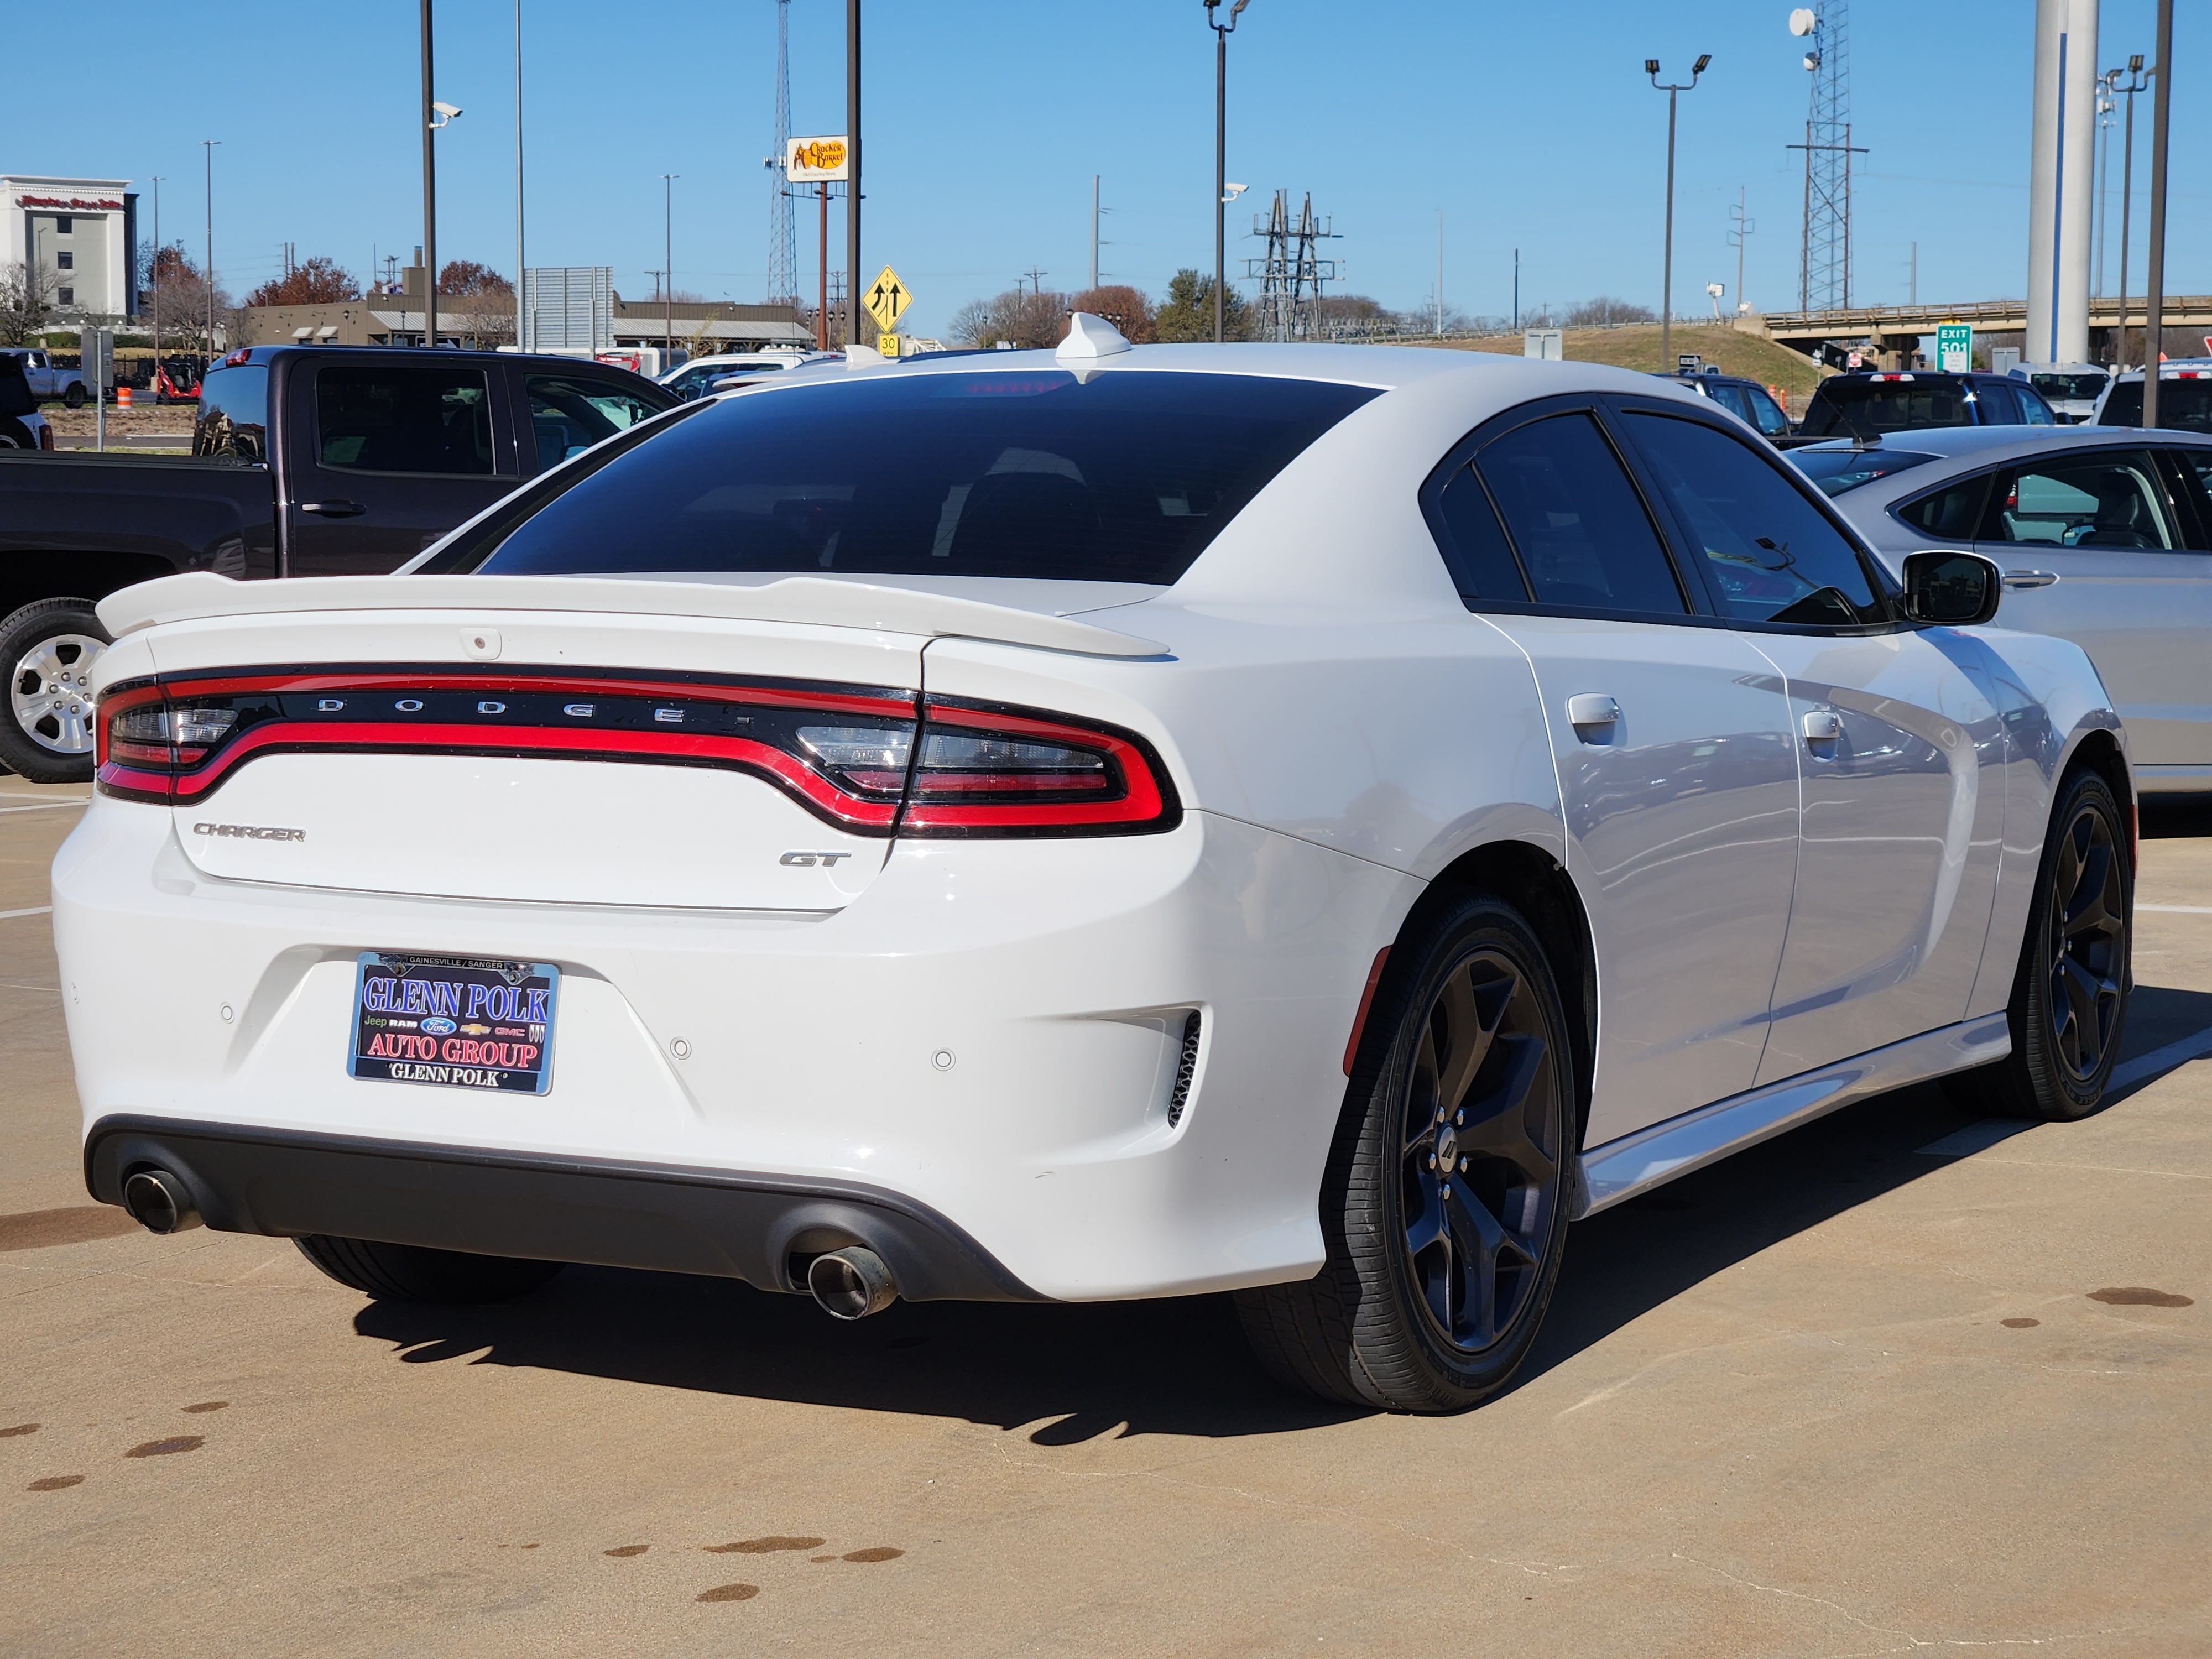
[58,320,2133,1413]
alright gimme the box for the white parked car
[1799,425,2212,795]
[659,349,823,400]
[59,323,2132,1413]
[2010,361,2112,424]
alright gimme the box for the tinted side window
[1707,384,1751,422]
[1898,473,1994,540]
[527,374,666,471]
[193,365,270,463]
[1972,380,2019,424]
[1626,412,1884,626]
[2099,379,2212,433]
[2163,448,2212,547]
[316,365,493,475]
[2017,386,2057,425]
[1744,386,1791,437]
[1475,413,1687,615]
[1983,451,2176,549]
[1432,467,1532,602]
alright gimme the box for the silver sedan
[1804,426,2212,795]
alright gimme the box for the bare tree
[0,260,59,346]
[1566,296,1656,326]
[949,285,1073,348]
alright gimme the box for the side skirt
[1574,1014,2011,1218]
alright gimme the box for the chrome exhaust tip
[121,1168,203,1235]
[805,1246,897,1319]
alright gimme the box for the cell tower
[1788,1,1865,312]
[764,0,799,307]
[1244,190,1340,341]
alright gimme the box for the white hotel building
[3,174,139,320]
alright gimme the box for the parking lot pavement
[3,784,2205,1657]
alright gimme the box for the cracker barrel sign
[786,137,849,182]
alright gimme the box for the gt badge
[780,851,853,867]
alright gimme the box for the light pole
[421,0,436,348]
[201,140,218,357]
[1204,0,1251,343]
[2108,54,2150,366]
[662,174,677,360]
[514,0,526,350]
[1646,54,1710,373]
[2142,0,2173,427]
[148,175,162,377]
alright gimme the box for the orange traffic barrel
[117,385,133,409]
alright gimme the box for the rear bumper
[85,1114,1040,1301]
[57,795,1416,1301]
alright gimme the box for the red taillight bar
[899,700,1175,836]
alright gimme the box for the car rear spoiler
[96,571,1169,659]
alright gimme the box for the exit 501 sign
[1936,322,1973,373]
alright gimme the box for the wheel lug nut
[1454,1111,1464,1126]
[1459,1157,1470,1172]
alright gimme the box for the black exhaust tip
[121,1169,203,1235]
[805,1246,897,1319]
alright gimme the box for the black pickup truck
[0,344,677,781]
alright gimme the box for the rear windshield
[465,368,1381,584]
[2096,378,2212,433]
[1799,377,1971,438]
[192,365,270,463]
[1787,446,1940,497]
[2030,372,2112,401]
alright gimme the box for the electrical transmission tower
[1788,0,1865,312]
[1244,190,1339,341]
[764,0,799,307]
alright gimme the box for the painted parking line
[0,906,55,921]
[2139,903,2212,915]
[0,801,87,814]
[2107,1023,2212,1091]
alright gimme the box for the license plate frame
[348,952,559,1094]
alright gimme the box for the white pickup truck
[0,348,89,409]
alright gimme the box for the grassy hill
[1427,325,1832,407]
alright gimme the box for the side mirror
[1901,550,2001,626]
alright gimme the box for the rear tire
[1235,893,1575,1413]
[1947,769,2131,1121]
[0,598,109,784]
[294,1236,564,1304]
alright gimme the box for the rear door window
[1625,411,1886,626]
[526,374,667,471]
[316,364,494,475]
[2162,448,2212,547]
[1974,381,2022,424]
[1897,472,1996,540]
[193,364,270,463]
[1474,412,1688,615]
[1981,450,2177,549]
[1432,467,1533,602]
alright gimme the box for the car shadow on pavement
[353,997,2193,1437]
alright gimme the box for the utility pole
[1090,175,1100,291]
[1512,248,1519,330]
[1206,0,1251,343]
[1908,240,1917,305]
[421,0,437,349]
[514,0,525,349]
[846,0,860,350]
[662,173,677,359]
[201,140,218,356]
[1022,265,1048,299]
[1647,54,1711,371]
[1435,209,1443,337]
[818,182,830,350]
[2142,0,2173,426]
[1729,187,1754,314]
[2094,67,2115,300]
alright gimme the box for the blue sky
[17,0,2208,337]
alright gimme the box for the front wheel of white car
[1237,894,1575,1413]
[1948,768,2132,1122]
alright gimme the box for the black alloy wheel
[1237,893,1575,1413]
[1948,768,2131,1121]
[2043,792,2127,1084]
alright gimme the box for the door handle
[1801,709,1843,744]
[1565,694,1620,731]
[2001,569,2058,589]
[300,500,366,518]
